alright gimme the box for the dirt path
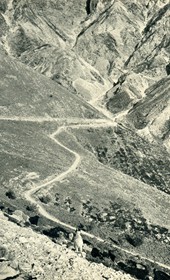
[24,119,116,205]
[22,117,170,271]
[1,112,169,270]
[0,116,111,123]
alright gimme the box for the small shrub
[125,233,144,247]
[0,1,7,13]
[23,274,35,280]
[26,202,38,212]
[39,194,51,204]
[6,190,16,200]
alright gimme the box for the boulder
[125,233,144,247]
[118,260,149,279]
[154,270,170,280]
[8,210,29,226]
[0,263,19,280]
[98,212,108,222]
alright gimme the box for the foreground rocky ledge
[0,211,135,280]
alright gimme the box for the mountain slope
[0,212,136,280]
[0,48,101,119]
[0,1,169,278]
[71,123,170,193]
[0,0,169,146]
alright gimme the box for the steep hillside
[0,1,169,279]
[0,212,136,280]
[0,48,101,119]
[0,0,169,145]
[0,61,169,276]
[71,124,170,193]
[0,0,169,101]
[0,0,111,100]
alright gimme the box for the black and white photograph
[0,0,170,279]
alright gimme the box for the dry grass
[35,129,170,265]
[0,50,102,119]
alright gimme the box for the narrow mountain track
[1,115,170,270]
[0,116,111,123]
[25,119,170,271]
[24,119,117,206]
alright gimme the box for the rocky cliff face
[0,0,169,148]
[0,0,112,100]
[127,76,170,152]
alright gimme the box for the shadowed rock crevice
[86,0,99,15]
[86,0,91,15]
[144,3,170,34]
[29,215,40,226]
[166,63,170,75]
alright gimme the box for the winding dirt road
[23,117,169,270]
[24,118,116,231]
[1,114,170,270]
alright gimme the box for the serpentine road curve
[24,119,116,233]
[23,118,170,270]
[1,115,169,270]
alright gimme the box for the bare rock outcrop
[127,76,170,151]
